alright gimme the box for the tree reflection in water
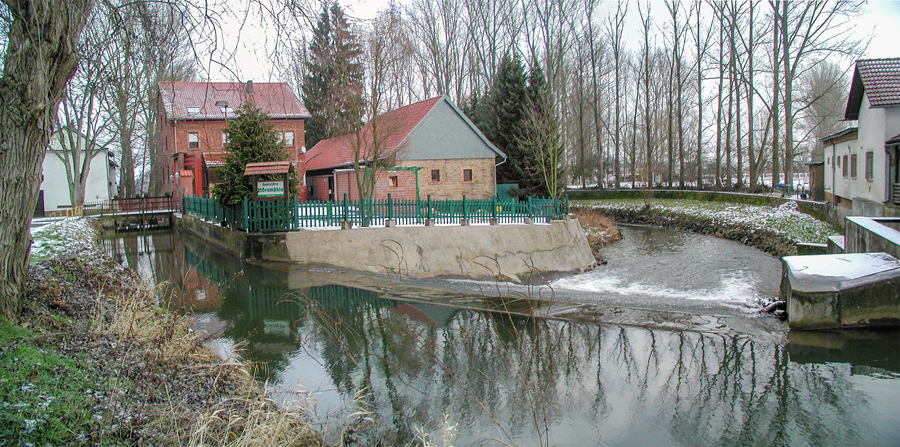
[215,285,896,447]
[104,233,900,447]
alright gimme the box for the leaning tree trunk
[0,0,94,322]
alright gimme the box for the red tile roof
[244,161,293,176]
[304,97,442,171]
[158,81,310,121]
[845,58,900,120]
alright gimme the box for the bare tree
[776,0,864,191]
[604,1,627,188]
[0,0,94,321]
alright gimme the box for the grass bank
[575,199,841,256]
[1,218,322,446]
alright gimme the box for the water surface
[103,228,900,446]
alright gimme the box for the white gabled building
[824,58,900,214]
[37,135,118,216]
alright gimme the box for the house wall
[161,115,306,199]
[40,148,114,213]
[857,94,898,204]
[399,158,495,200]
[403,99,500,161]
[333,169,419,201]
[825,135,859,208]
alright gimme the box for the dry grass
[571,207,622,262]
[94,286,324,446]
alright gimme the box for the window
[826,157,830,165]
[188,132,199,148]
[850,153,858,179]
[865,151,874,181]
[842,155,848,178]
[186,107,201,115]
[389,176,398,187]
[222,132,230,148]
[463,169,473,182]
[837,156,841,167]
[284,131,295,147]
[431,169,441,182]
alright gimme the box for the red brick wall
[161,115,306,200]
[333,170,418,201]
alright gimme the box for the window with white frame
[284,131,295,147]
[222,132,230,148]
[188,132,199,148]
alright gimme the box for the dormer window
[186,107,201,115]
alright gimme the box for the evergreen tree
[302,2,364,148]
[521,63,564,198]
[486,55,532,194]
[212,106,292,206]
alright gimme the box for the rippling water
[103,228,900,446]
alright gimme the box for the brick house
[304,96,506,201]
[157,81,310,199]
[823,58,900,212]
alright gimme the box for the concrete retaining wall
[176,214,596,282]
[844,217,900,259]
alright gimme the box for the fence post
[386,193,395,227]
[243,196,249,233]
[342,193,351,230]
[461,195,469,226]
[491,195,498,225]
[426,195,433,226]
[293,195,300,230]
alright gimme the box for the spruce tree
[522,63,563,198]
[212,106,291,206]
[488,54,531,193]
[302,2,364,148]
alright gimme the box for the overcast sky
[213,0,900,85]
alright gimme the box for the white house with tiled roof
[156,81,310,199]
[824,58,900,212]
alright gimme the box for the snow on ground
[585,198,838,244]
[29,217,97,262]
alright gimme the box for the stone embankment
[178,214,598,282]
[577,204,798,257]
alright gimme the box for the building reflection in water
[105,232,900,447]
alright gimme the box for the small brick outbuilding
[304,96,506,201]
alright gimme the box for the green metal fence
[183,194,568,232]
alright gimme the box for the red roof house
[304,96,505,201]
[157,81,310,200]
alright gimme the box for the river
[102,225,900,446]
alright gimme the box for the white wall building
[823,58,900,215]
[37,135,118,216]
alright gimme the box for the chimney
[246,80,254,95]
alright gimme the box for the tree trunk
[0,0,94,322]
[771,2,781,186]
[781,0,794,193]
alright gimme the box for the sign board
[257,181,285,198]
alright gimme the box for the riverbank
[3,218,321,445]
[575,199,841,257]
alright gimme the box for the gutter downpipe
[494,153,507,197]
